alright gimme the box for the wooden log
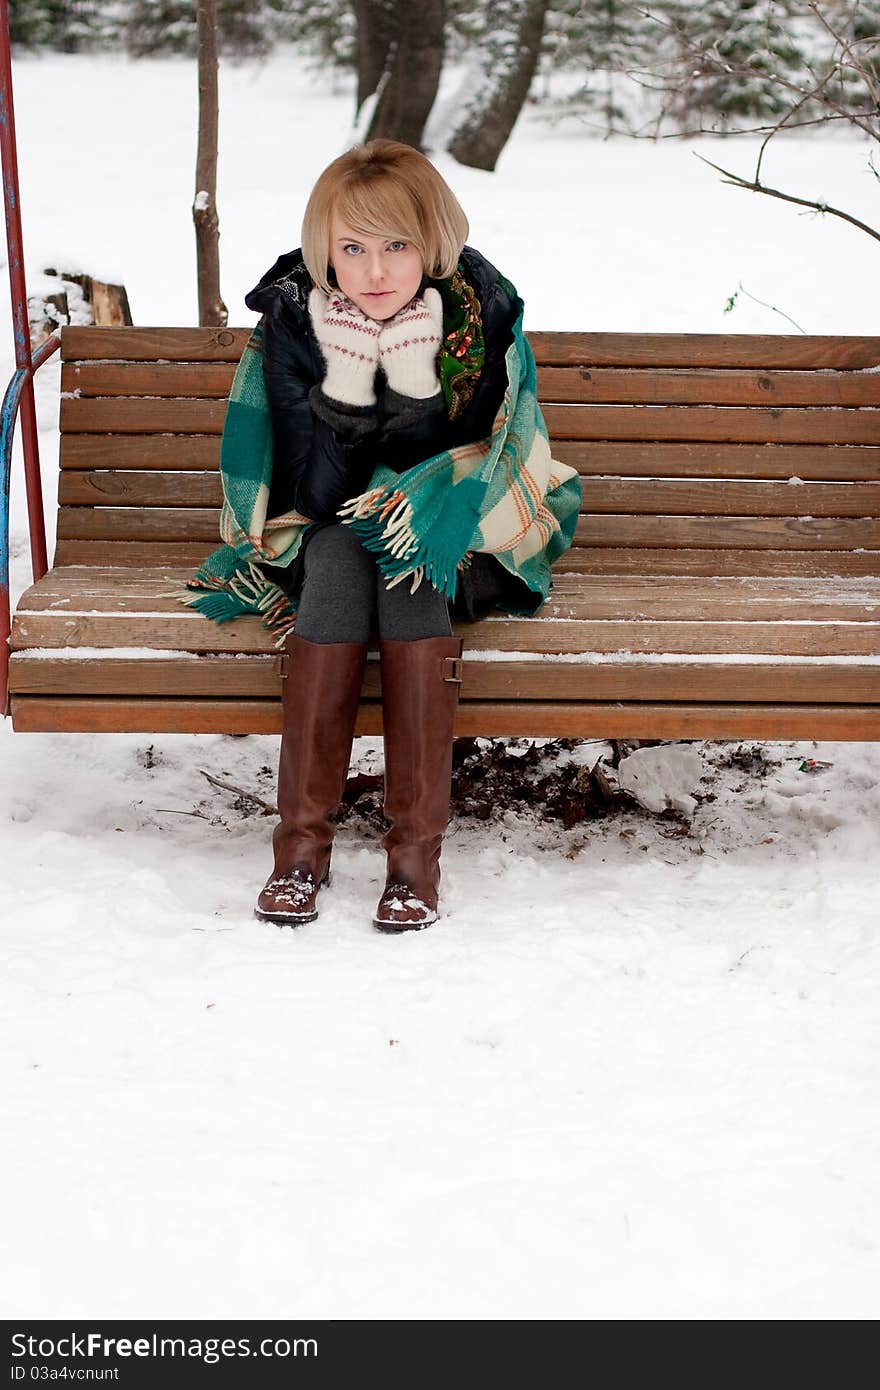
[30,289,69,347]
[90,280,133,327]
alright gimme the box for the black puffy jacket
[244,244,542,621]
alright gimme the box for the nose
[365,253,386,285]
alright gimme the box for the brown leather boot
[256,632,370,927]
[372,633,464,932]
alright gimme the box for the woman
[223,139,578,933]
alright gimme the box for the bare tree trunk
[355,0,446,149]
[353,0,399,114]
[447,0,549,171]
[195,0,227,327]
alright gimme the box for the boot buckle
[443,656,463,684]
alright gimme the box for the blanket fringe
[174,561,299,646]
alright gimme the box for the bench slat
[49,539,880,574]
[60,326,880,370]
[56,508,223,541]
[562,479,880,518]
[54,541,219,567]
[59,472,221,506]
[574,515,880,549]
[543,404,880,445]
[18,568,880,620]
[53,507,880,550]
[62,362,238,397]
[13,607,880,656]
[46,533,878,572]
[60,396,880,444]
[61,326,249,361]
[526,334,880,370]
[559,442,880,481]
[61,398,227,433]
[58,434,880,482]
[557,548,880,576]
[539,367,880,407]
[60,360,880,407]
[60,436,221,470]
[57,470,880,518]
[9,653,880,704]
[10,694,880,739]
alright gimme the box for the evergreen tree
[125,1,280,59]
[660,0,809,133]
[819,0,880,119]
[8,0,106,51]
[538,1,659,135]
[125,1,193,56]
[272,0,355,71]
[850,0,880,88]
[8,0,45,46]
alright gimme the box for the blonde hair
[301,139,469,294]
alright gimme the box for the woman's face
[328,214,424,321]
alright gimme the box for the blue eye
[342,241,406,254]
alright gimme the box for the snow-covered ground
[2,50,879,1320]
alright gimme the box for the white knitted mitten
[377,288,444,399]
[308,287,381,407]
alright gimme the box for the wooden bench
[5,326,880,739]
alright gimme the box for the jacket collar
[244,248,311,315]
[244,244,507,320]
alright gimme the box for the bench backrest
[58,327,880,577]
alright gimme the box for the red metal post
[0,0,48,582]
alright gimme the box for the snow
[617,742,705,815]
[2,48,880,1321]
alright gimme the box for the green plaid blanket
[182,286,581,646]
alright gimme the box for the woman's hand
[308,287,381,407]
[377,288,444,399]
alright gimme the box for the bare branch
[629,0,880,144]
[725,281,808,334]
[692,151,880,244]
[199,769,278,814]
